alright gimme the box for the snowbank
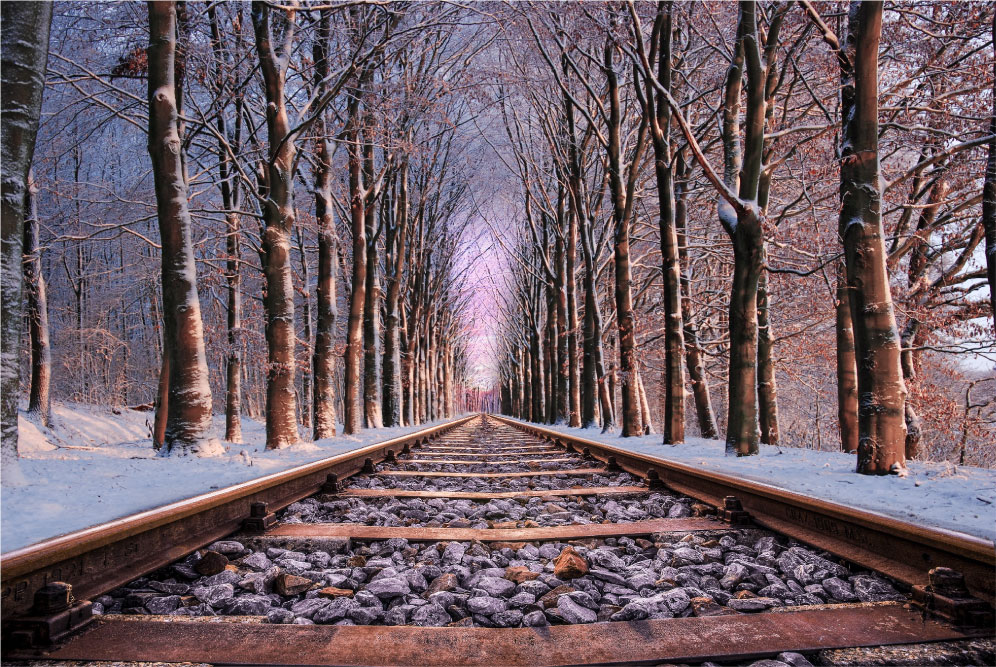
[504,418,996,543]
[2,403,462,553]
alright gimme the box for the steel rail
[0,415,474,620]
[493,415,996,606]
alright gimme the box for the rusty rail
[493,415,996,606]
[0,415,474,620]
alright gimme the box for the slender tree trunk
[756,268,779,445]
[675,160,717,438]
[836,262,859,453]
[312,12,337,440]
[343,91,367,434]
[840,0,907,474]
[646,1,686,444]
[985,13,996,319]
[605,39,643,437]
[23,171,50,425]
[383,163,408,427]
[1,0,51,472]
[208,5,243,444]
[555,230,569,424]
[362,129,383,429]
[637,370,653,434]
[153,354,169,449]
[149,0,216,455]
[253,1,299,448]
[296,226,313,429]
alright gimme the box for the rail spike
[721,496,751,525]
[243,501,277,533]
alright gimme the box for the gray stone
[348,606,384,625]
[822,577,858,602]
[658,588,691,613]
[412,603,452,627]
[508,592,536,607]
[384,606,409,625]
[557,596,597,623]
[200,570,241,587]
[290,597,330,619]
[240,552,273,572]
[266,608,295,624]
[476,576,516,598]
[467,596,507,615]
[442,542,467,564]
[850,575,902,602]
[727,596,778,612]
[224,594,273,615]
[192,583,235,607]
[492,609,524,628]
[208,540,246,556]
[365,577,411,599]
[145,595,182,614]
[776,652,814,667]
[589,568,627,586]
[610,598,655,621]
[522,610,548,626]
[313,597,359,623]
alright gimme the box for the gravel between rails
[102,416,907,637]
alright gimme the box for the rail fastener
[912,567,996,629]
[242,502,277,534]
[3,582,94,649]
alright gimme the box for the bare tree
[148,0,217,455]
[23,170,51,425]
[839,1,907,473]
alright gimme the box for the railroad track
[2,414,993,666]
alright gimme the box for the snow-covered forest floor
[2,404,459,552]
[505,418,996,543]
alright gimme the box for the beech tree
[147,0,217,455]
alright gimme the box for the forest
[1,0,994,478]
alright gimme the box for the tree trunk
[148,0,216,455]
[343,90,367,434]
[153,353,169,449]
[756,268,779,445]
[605,39,643,437]
[675,159,718,438]
[985,13,996,320]
[383,164,408,427]
[555,230,569,424]
[252,1,299,449]
[1,0,51,472]
[836,262,859,453]
[311,10,337,440]
[646,1,686,444]
[726,226,763,456]
[840,0,907,474]
[208,4,243,444]
[362,129,383,429]
[296,226,313,429]
[23,171,50,425]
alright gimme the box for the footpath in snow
[506,418,996,543]
[2,403,461,553]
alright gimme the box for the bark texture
[839,0,907,474]
[148,0,217,455]
[312,9,337,440]
[252,0,299,449]
[23,171,50,424]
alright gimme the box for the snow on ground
[506,418,996,543]
[2,403,462,553]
